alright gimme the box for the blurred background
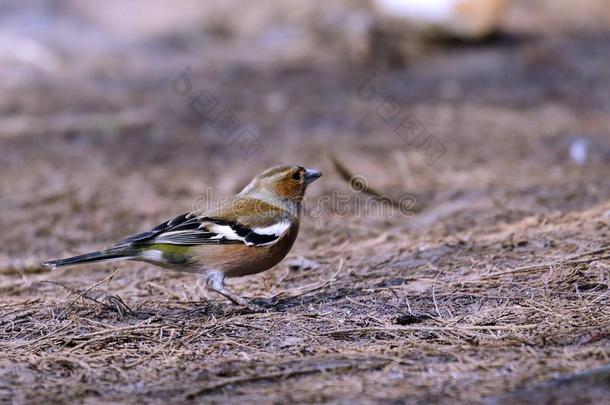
[1,1,609,403]
[1,0,610,260]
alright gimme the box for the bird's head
[240,165,322,203]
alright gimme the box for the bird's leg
[203,271,261,311]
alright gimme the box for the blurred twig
[329,153,424,212]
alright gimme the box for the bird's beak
[304,168,323,184]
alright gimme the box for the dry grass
[1,205,608,403]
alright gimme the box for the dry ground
[0,1,609,404]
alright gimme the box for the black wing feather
[118,213,283,247]
[120,213,197,245]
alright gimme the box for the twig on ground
[329,153,424,212]
[42,269,122,319]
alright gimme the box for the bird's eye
[292,171,301,181]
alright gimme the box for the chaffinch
[43,165,322,309]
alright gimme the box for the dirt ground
[0,1,609,404]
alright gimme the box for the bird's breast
[191,222,300,277]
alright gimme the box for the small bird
[43,165,322,309]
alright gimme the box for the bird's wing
[118,197,292,247]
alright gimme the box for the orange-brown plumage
[191,222,299,278]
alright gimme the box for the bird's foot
[243,301,266,312]
[226,295,266,312]
[249,297,277,310]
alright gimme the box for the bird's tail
[42,247,135,271]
